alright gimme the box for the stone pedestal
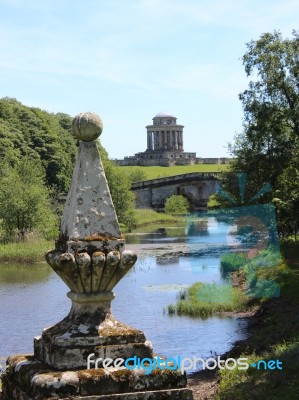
[1,112,193,399]
[34,291,153,370]
[3,355,193,400]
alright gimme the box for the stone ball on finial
[72,112,103,142]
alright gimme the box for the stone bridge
[131,172,222,211]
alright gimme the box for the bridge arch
[131,172,221,212]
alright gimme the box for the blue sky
[0,0,298,159]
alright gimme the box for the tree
[0,158,58,241]
[164,195,189,215]
[125,167,147,183]
[222,31,299,235]
[97,142,136,228]
[0,98,77,192]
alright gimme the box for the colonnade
[147,130,183,151]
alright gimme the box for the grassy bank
[0,209,183,263]
[133,208,184,227]
[121,164,229,181]
[214,242,299,399]
[168,282,248,318]
[168,249,281,318]
[0,239,52,264]
[167,243,299,398]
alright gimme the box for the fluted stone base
[2,355,193,400]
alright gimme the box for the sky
[0,0,298,159]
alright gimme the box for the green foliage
[164,195,190,215]
[0,239,53,263]
[168,282,247,318]
[207,194,220,209]
[0,97,77,192]
[0,99,138,231]
[221,31,299,236]
[0,158,58,241]
[220,253,248,272]
[124,167,147,183]
[216,343,299,400]
[133,208,183,227]
[215,248,299,400]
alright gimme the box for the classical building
[117,112,197,166]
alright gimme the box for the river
[0,217,248,371]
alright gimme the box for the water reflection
[0,219,248,371]
[125,225,187,245]
[186,220,209,237]
[0,263,51,285]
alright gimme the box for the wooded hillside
[0,97,77,192]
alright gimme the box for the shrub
[164,195,189,215]
[220,253,248,272]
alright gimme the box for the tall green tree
[223,31,299,235]
[0,158,58,240]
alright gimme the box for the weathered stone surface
[34,292,153,370]
[45,250,85,293]
[56,238,126,255]
[45,250,135,294]
[76,252,92,292]
[65,390,193,399]
[99,251,121,290]
[60,141,122,244]
[105,251,137,291]
[92,252,106,292]
[2,355,193,400]
[72,112,103,142]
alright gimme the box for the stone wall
[115,156,232,166]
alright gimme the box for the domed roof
[153,111,176,119]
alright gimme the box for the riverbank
[187,241,299,399]
[0,239,52,264]
[132,208,183,228]
[0,210,183,264]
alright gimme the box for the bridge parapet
[132,172,222,190]
[131,172,223,211]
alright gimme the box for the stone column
[150,131,154,150]
[180,130,184,151]
[178,131,182,151]
[154,131,159,150]
[172,130,175,150]
[147,131,150,150]
[159,130,163,150]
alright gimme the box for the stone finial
[46,112,135,294]
[59,141,123,251]
[72,112,103,142]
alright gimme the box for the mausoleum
[117,112,197,166]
